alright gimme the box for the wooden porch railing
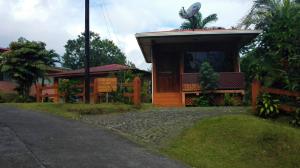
[181,72,245,92]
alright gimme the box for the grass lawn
[162,114,300,168]
[6,103,153,120]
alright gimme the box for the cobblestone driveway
[82,107,248,147]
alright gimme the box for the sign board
[95,78,117,93]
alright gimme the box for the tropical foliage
[194,62,219,106]
[63,31,133,69]
[290,108,300,127]
[0,38,59,100]
[199,61,219,91]
[179,6,218,29]
[240,0,300,91]
[58,79,81,103]
[256,93,280,118]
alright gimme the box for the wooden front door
[156,53,180,92]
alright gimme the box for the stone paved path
[82,107,247,147]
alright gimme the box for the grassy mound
[163,115,300,168]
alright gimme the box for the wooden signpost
[93,78,117,103]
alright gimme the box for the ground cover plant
[163,114,300,168]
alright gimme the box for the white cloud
[0,0,253,70]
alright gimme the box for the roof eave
[135,30,262,38]
[136,30,262,63]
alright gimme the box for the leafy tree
[63,32,132,69]
[240,0,300,91]
[199,62,219,91]
[195,62,219,106]
[0,38,59,99]
[179,6,218,29]
[58,79,81,103]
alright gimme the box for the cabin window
[184,51,232,73]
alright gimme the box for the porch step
[153,93,182,107]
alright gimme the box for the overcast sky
[0,0,253,70]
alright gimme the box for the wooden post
[35,84,42,102]
[252,80,261,112]
[133,77,141,106]
[53,78,59,103]
[93,78,98,104]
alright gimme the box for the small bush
[58,79,81,103]
[256,93,279,118]
[194,96,210,106]
[199,62,219,91]
[224,93,235,106]
[196,62,219,106]
[290,108,300,127]
[224,93,242,106]
[14,95,35,103]
[0,92,18,103]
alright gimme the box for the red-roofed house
[0,48,9,52]
[45,64,150,103]
[136,29,261,107]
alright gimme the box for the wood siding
[152,42,243,107]
[153,92,182,107]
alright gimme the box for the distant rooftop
[0,47,9,52]
[49,64,149,78]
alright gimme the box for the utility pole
[84,0,90,103]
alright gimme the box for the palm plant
[179,7,218,30]
[238,0,300,29]
[0,38,59,100]
[240,0,300,90]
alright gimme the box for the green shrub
[224,93,235,106]
[0,92,18,103]
[0,92,35,103]
[14,95,35,103]
[199,62,219,91]
[290,108,300,127]
[58,79,81,103]
[197,62,219,106]
[224,93,242,106]
[193,96,210,107]
[256,93,279,118]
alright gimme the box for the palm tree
[238,0,300,29]
[239,0,300,90]
[179,7,218,30]
[0,38,59,99]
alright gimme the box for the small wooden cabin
[136,29,261,107]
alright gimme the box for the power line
[99,0,112,40]
[102,3,121,45]
[99,0,121,45]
